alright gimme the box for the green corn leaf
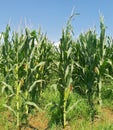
[67,77,73,88]
[29,46,36,61]
[106,59,112,66]
[64,87,70,101]
[6,93,15,99]
[7,64,17,73]
[3,104,16,116]
[18,58,25,68]
[66,99,83,114]
[29,61,45,77]
[30,30,36,37]
[25,101,42,111]
[44,102,53,110]
[18,40,27,54]
[71,63,74,74]
[49,102,59,111]
[67,47,72,59]
[29,79,44,92]
[53,61,60,68]
[31,61,45,73]
[34,61,45,67]
[2,81,14,94]
[65,65,69,80]
[104,74,113,80]
[75,62,83,69]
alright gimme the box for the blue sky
[0,0,113,41]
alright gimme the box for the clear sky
[0,0,113,42]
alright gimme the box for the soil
[0,107,113,130]
[93,107,113,126]
[28,111,48,130]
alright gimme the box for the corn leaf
[25,101,42,111]
[2,81,14,94]
[29,79,44,92]
[3,104,16,116]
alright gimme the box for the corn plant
[0,26,49,129]
[0,26,13,97]
[52,17,74,128]
[92,17,111,111]
[1,15,113,129]
[75,29,98,121]
[72,16,112,121]
[31,34,54,103]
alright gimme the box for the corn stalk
[53,17,74,128]
[0,26,47,129]
[75,30,98,121]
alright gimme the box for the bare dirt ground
[0,107,113,130]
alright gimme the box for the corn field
[0,16,113,129]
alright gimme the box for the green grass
[0,82,113,130]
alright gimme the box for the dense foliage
[0,16,113,129]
